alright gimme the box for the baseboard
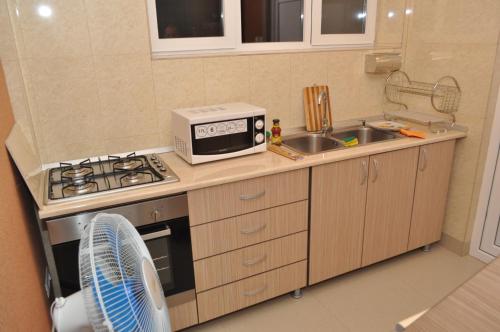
[440,233,468,256]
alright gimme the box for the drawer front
[190,200,308,260]
[197,261,307,323]
[194,232,308,292]
[188,169,309,225]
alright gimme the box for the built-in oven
[45,194,195,306]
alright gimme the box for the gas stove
[44,152,179,203]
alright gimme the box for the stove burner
[62,181,97,197]
[121,172,145,184]
[61,166,93,179]
[113,159,143,171]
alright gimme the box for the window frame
[146,0,377,56]
[310,0,377,46]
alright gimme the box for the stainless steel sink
[282,125,402,155]
[282,133,343,155]
[331,126,400,145]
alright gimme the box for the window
[147,0,238,52]
[311,0,377,45]
[147,0,377,55]
[241,0,304,43]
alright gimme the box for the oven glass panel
[53,216,195,298]
[191,118,254,155]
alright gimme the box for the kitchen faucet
[317,90,331,134]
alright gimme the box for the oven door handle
[141,227,171,241]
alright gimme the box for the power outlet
[44,267,51,298]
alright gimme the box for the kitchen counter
[6,122,466,219]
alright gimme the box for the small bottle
[271,119,282,145]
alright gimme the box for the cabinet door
[309,157,369,285]
[408,140,456,250]
[362,148,419,267]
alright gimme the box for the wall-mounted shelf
[385,71,461,126]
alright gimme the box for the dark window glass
[321,0,367,34]
[155,0,224,39]
[241,0,303,43]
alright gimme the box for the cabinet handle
[419,148,428,172]
[243,284,268,297]
[141,228,171,241]
[242,254,267,267]
[372,159,380,182]
[360,160,368,185]
[240,223,267,235]
[240,190,266,201]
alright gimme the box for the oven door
[137,216,195,297]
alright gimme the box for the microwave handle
[141,227,171,241]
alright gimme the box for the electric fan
[51,213,172,332]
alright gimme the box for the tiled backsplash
[0,0,406,163]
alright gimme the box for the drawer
[188,169,309,225]
[197,260,307,323]
[190,200,308,260]
[194,232,308,292]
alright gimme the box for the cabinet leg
[423,244,432,252]
[291,289,303,299]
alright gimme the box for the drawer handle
[240,223,267,235]
[419,148,428,172]
[242,254,267,267]
[243,284,268,297]
[360,160,368,185]
[372,159,380,183]
[239,190,266,201]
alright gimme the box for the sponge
[342,136,359,147]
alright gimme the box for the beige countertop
[6,123,466,220]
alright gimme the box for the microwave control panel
[194,118,248,140]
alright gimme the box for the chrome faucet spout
[317,90,331,134]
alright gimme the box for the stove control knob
[160,166,166,172]
[255,133,265,144]
[151,154,157,161]
[255,119,264,130]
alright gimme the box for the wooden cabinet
[362,147,419,266]
[188,170,309,323]
[188,169,309,226]
[190,201,308,260]
[309,157,369,285]
[194,232,307,292]
[197,261,307,323]
[408,140,456,250]
[166,291,199,331]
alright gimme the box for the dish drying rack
[384,70,461,130]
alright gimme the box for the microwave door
[191,118,254,155]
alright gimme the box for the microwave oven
[171,103,266,164]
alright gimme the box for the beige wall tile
[94,54,158,140]
[408,0,500,45]
[30,75,102,162]
[0,0,18,61]
[249,54,291,129]
[290,52,328,127]
[375,0,407,47]
[152,58,205,111]
[203,56,251,105]
[102,134,161,156]
[13,0,92,58]
[1,60,35,147]
[85,0,150,56]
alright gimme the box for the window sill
[151,43,402,60]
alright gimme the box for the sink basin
[282,133,343,155]
[331,126,400,145]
